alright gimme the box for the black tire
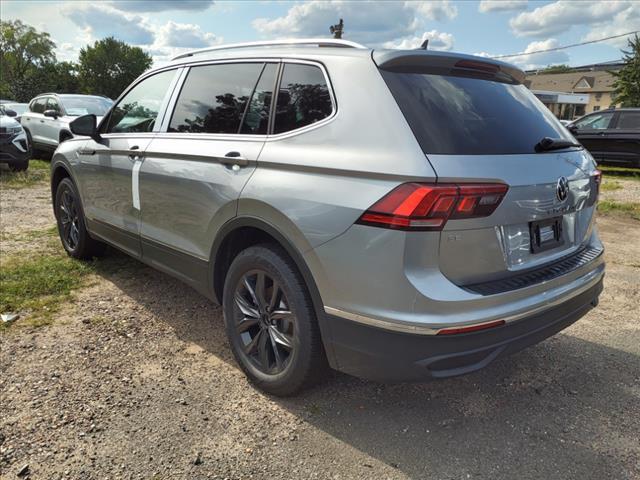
[222,244,327,396]
[54,178,106,260]
[8,159,29,172]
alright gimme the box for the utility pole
[330,19,344,39]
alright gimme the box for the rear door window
[380,71,574,155]
[273,63,333,134]
[615,111,640,130]
[240,63,277,135]
[169,63,264,134]
[573,112,614,130]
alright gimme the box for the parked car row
[0,95,113,172]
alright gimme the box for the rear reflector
[357,183,508,231]
[436,319,505,335]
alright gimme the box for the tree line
[0,20,152,102]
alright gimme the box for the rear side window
[169,63,263,134]
[31,98,46,114]
[574,112,614,130]
[273,63,333,134]
[380,71,574,155]
[616,111,640,129]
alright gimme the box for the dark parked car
[568,108,640,168]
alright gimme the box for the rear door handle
[220,151,249,167]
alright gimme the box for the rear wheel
[222,244,326,396]
[54,178,105,259]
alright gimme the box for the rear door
[379,65,599,285]
[21,97,48,145]
[42,97,63,146]
[77,69,180,258]
[571,111,616,161]
[602,110,640,167]
[139,61,276,282]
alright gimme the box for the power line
[492,30,638,59]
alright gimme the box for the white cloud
[106,1,214,12]
[252,0,457,47]
[384,30,454,51]
[479,0,527,13]
[63,4,154,45]
[476,39,570,70]
[581,5,640,49]
[509,0,633,38]
[155,21,220,49]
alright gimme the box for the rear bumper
[324,278,603,382]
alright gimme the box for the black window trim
[153,57,337,141]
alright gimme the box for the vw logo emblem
[556,176,569,202]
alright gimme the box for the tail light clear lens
[356,183,508,231]
[592,170,602,199]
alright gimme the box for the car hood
[0,115,21,128]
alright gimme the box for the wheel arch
[209,216,338,367]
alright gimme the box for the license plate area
[529,216,564,253]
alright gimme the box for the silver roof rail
[171,38,368,61]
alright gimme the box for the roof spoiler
[373,50,525,85]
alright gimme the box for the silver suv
[21,94,112,155]
[51,39,604,395]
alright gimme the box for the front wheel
[54,178,105,259]
[222,244,327,396]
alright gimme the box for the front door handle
[128,145,141,160]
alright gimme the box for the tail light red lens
[592,170,602,198]
[436,319,505,335]
[357,183,508,231]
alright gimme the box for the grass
[598,200,640,221]
[600,179,623,191]
[0,159,50,189]
[599,165,640,181]
[0,249,96,329]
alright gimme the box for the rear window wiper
[534,137,581,153]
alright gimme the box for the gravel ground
[1,180,639,480]
[600,177,640,203]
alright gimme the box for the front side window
[169,63,264,134]
[273,63,333,134]
[574,112,613,130]
[46,98,61,115]
[31,98,47,114]
[616,111,640,129]
[104,69,177,134]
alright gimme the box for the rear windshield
[380,71,574,155]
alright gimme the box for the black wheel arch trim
[209,216,339,368]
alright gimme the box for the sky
[2,0,639,69]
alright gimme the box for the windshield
[62,96,113,116]
[380,71,574,155]
[3,103,28,115]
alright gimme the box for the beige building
[525,69,622,120]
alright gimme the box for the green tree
[610,34,640,107]
[0,20,56,101]
[539,64,573,74]
[78,37,152,99]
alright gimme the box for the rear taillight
[356,183,508,231]
[592,170,602,199]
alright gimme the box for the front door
[76,69,180,258]
[572,111,615,161]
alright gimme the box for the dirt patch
[1,181,639,479]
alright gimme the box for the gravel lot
[1,178,639,480]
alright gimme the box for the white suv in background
[21,94,112,155]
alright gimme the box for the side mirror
[567,125,578,134]
[70,114,99,139]
[43,109,59,119]
[4,109,17,117]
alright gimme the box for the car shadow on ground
[94,248,639,479]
